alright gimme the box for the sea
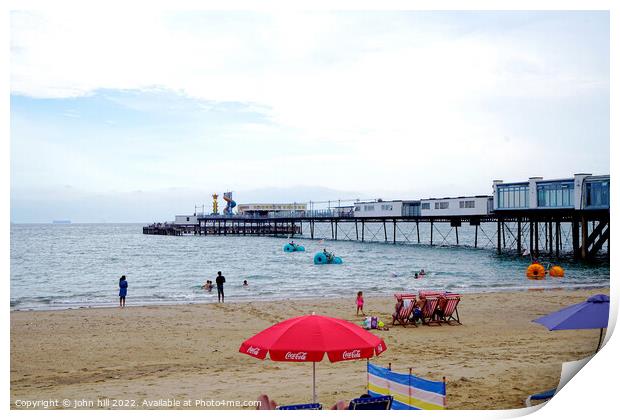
[10,223,610,311]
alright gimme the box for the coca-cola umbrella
[239,313,387,403]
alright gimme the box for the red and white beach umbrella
[239,313,387,403]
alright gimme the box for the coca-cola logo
[342,349,361,359]
[285,352,308,360]
[247,346,260,355]
[377,344,383,352]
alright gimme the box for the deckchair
[438,293,461,325]
[277,403,322,410]
[392,294,417,327]
[349,395,393,410]
[419,290,444,299]
[524,388,556,407]
[419,295,441,326]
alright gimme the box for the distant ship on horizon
[52,220,71,224]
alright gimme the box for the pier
[143,209,609,260]
[143,218,302,237]
[143,173,609,261]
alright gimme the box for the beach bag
[365,316,378,329]
[362,317,371,329]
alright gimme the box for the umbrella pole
[596,328,604,352]
[312,361,316,403]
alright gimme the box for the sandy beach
[10,288,608,410]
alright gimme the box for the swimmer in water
[419,269,426,276]
[243,280,249,287]
[202,280,213,292]
[414,272,419,279]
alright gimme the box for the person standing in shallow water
[118,275,128,308]
[216,271,226,303]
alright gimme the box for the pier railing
[188,210,343,219]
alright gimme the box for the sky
[10,10,610,222]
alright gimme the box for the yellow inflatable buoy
[527,263,546,280]
[549,266,565,277]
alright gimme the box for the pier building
[236,203,307,217]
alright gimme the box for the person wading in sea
[216,271,226,303]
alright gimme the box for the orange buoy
[526,263,546,280]
[549,266,565,277]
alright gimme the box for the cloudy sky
[10,10,609,222]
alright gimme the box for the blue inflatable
[314,252,343,264]
[284,243,305,252]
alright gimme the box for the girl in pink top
[356,291,365,316]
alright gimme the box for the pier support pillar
[497,219,501,254]
[393,220,397,244]
[548,221,553,256]
[362,221,365,242]
[355,220,359,240]
[455,225,459,245]
[556,221,561,258]
[572,218,580,259]
[517,218,522,255]
[529,221,534,254]
[581,216,588,259]
[335,220,338,241]
[474,225,478,248]
[534,222,539,257]
[416,221,420,243]
[383,220,387,243]
[430,221,434,246]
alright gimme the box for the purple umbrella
[533,294,610,351]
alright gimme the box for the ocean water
[10,223,610,311]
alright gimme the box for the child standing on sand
[118,275,128,308]
[356,291,365,316]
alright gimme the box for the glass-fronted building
[493,174,609,211]
[496,183,529,209]
[584,177,610,209]
[536,180,574,208]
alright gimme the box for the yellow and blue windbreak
[367,363,446,410]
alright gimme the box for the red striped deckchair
[419,290,444,299]
[392,294,418,328]
[438,293,461,325]
[419,295,441,326]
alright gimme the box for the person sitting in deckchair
[411,304,423,324]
